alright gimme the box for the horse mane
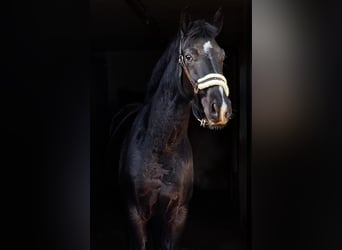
[144,20,218,102]
[144,36,179,101]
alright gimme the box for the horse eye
[185,54,193,62]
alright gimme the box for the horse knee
[168,206,187,225]
[128,207,147,248]
[129,207,143,224]
[176,206,188,224]
[160,208,187,250]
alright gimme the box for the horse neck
[146,56,192,146]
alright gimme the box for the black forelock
[184,20,217,40]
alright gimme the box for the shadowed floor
[93,190,245,250]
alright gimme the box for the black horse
[118,8,232,250]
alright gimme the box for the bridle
[178,36,230,126]
[178,37,229,97]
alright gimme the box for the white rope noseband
[197,73,229,96]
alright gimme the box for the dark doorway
[90,1,250,249]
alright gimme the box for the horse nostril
[211,102,218,115]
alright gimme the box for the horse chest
[137,152,187,193]
[141,158,178,187]
[138,167,184,211]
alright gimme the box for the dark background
[6,0,342,250]
[90,1,250,249]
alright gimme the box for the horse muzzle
[206,96,232,128]
[190,73,232,129]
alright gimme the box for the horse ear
[180,6,192,35]
[212,7,224,35]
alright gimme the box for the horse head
[178,8,232,129]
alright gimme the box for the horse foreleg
[161,205,188,250]
[128,206,147,250]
